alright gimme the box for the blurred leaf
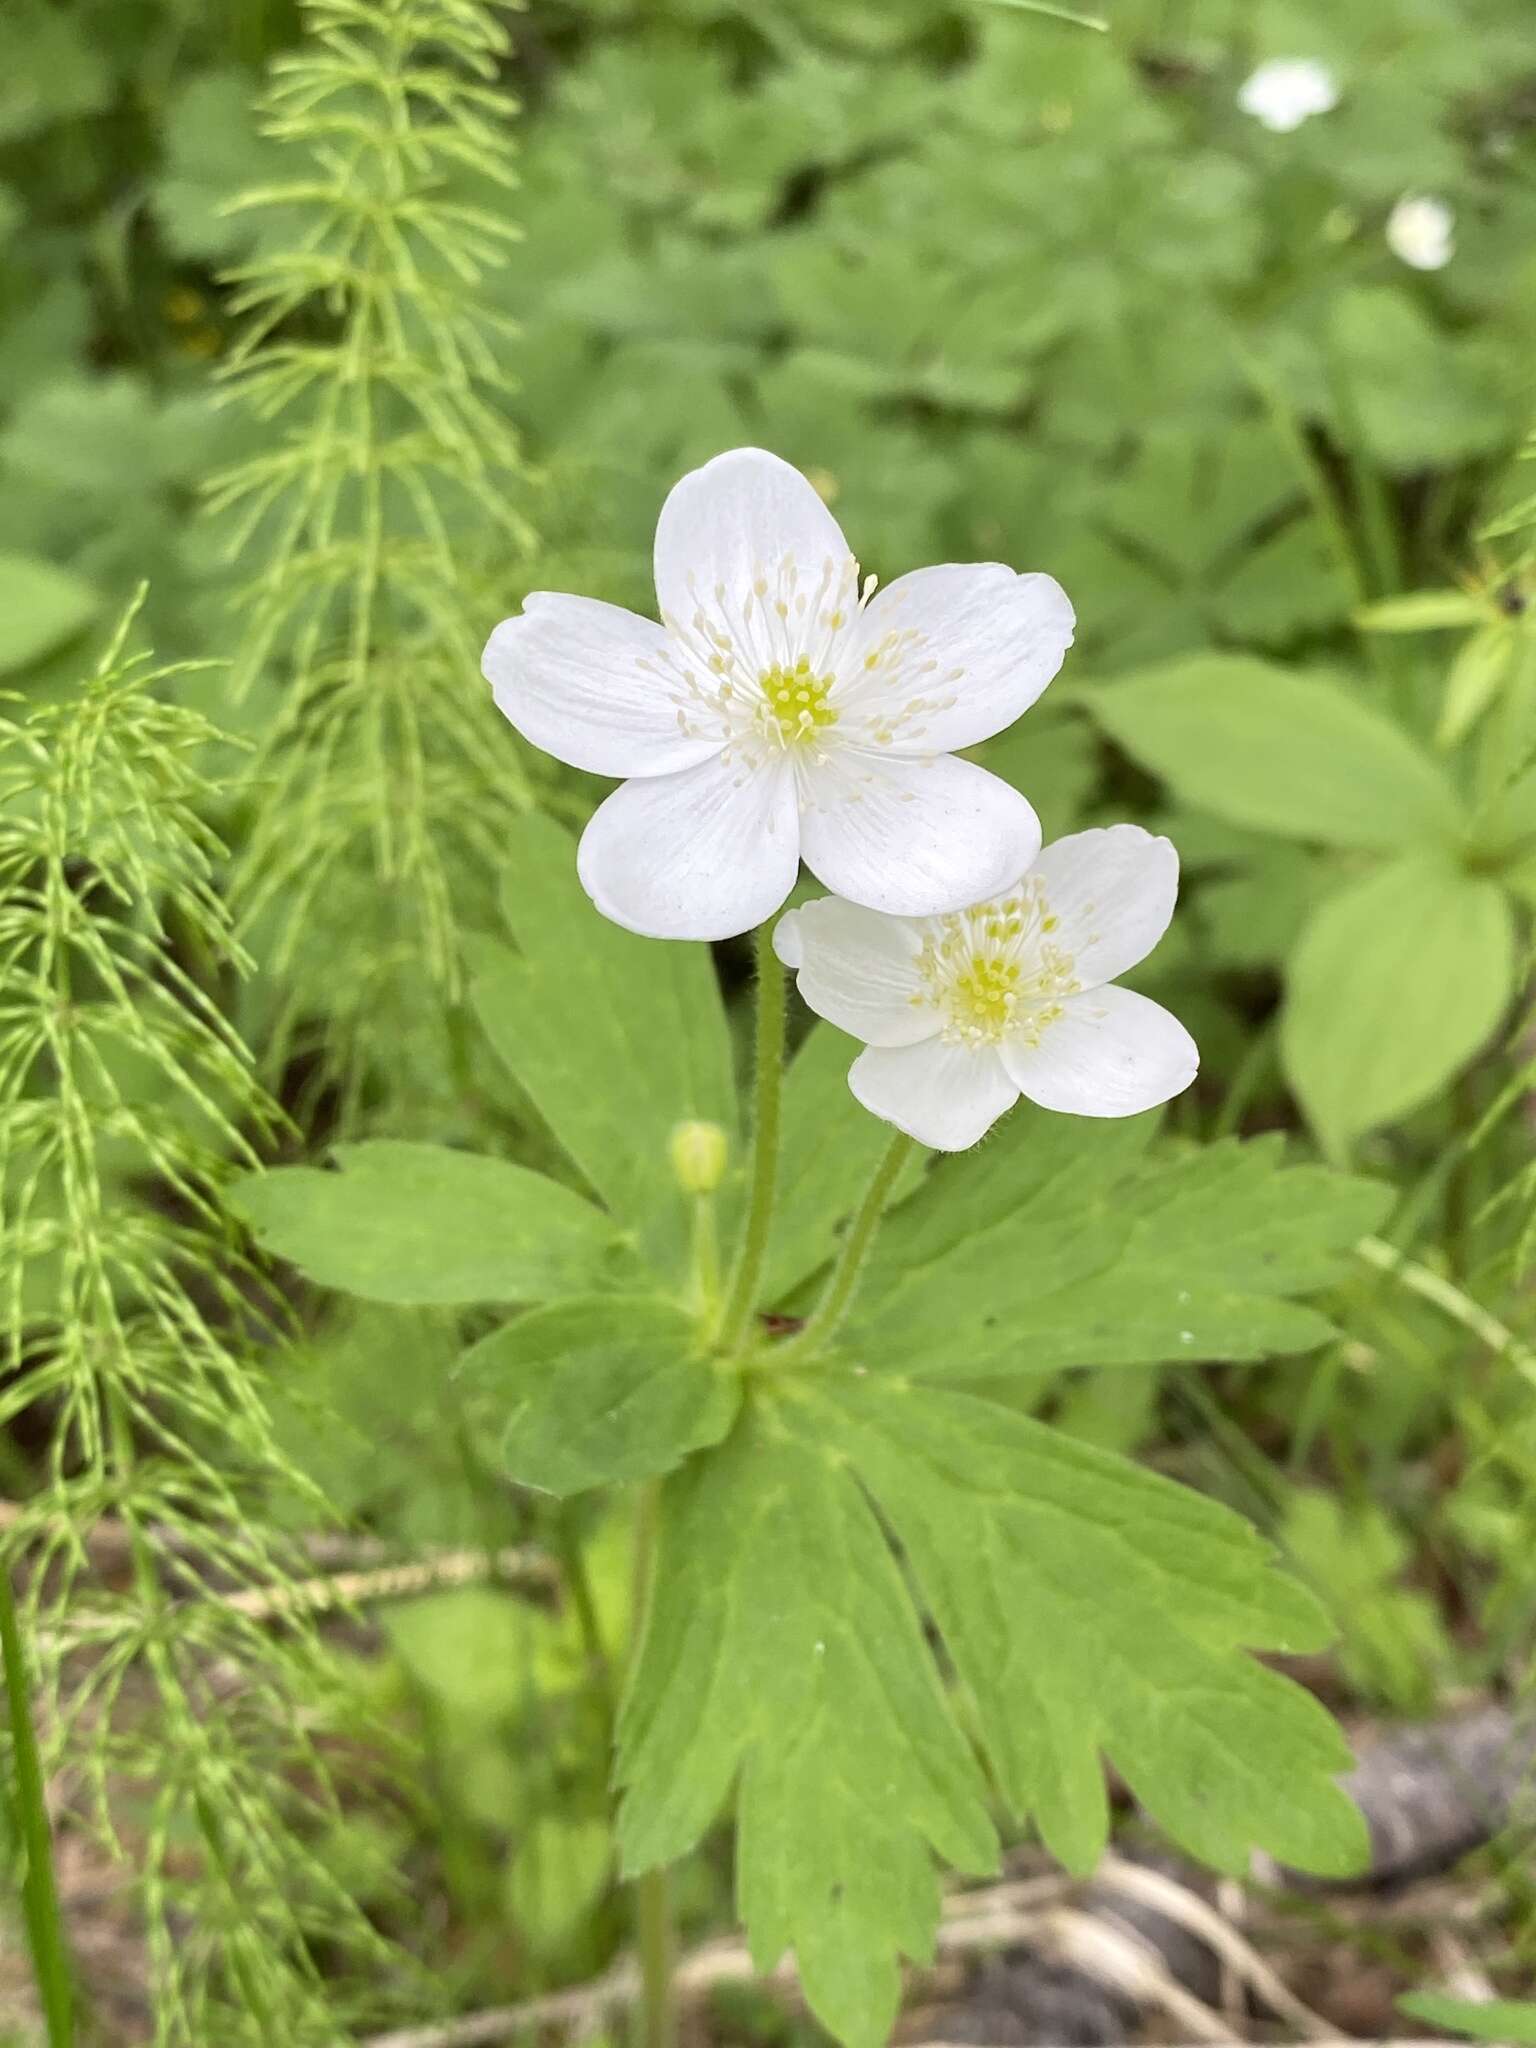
[1398,1998,1536,2045]
[1282,1490,1451,1710]
[1438,623,1516,747]
[1330,288,1513,472]
[460,1295,738,1495]
[154,69,285,259]
[507,1816,613,1959]
[230,1141,636,1305]
[0,552,99,673]
[0,2,110,143]
[1093,656,1462,849]
[384,1588,544,1722]
[1281,855,1516,1156]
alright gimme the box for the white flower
[774,825,1198,1151]
[483,448,1074,941]
[1386,194,1455,271]
[1237,58,1339,133]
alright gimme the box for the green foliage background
[3,0,1536,2041]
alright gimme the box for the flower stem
[629,1481,676,2048]
[715,923,785,1353]
[0,1556,75,2048]
[797,1130,916,1350]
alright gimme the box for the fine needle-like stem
[714,923,785,1353]
[0,1556,75,2048]
[796,1130,916,1351]
[629,1481,675,2048]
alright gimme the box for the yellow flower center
[759,658,839,743]
[914,888,1080,1048]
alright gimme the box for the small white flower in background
[1237,58,1339,133]
[1386,194,1455,271]
[483,448,1073,941]
[775,825,1198,1152]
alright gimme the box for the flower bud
[670,1120,728,1195]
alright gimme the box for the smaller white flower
[1386,194,1455,271]
[1237,58,1339,133]
[775,825,1198,1152]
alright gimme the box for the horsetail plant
[206,0,538,1121]
[0,597,402,2045]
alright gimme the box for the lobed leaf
[617,1403,997,2048]
[230,1140,635,1305]
[619,1371,1367,2048]
[459,1295,738,1495]
[843,1107,1391,1375]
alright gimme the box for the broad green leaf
[843,1107,1390,1375]
[1281,856,1516,1157]
[801,1374,1366,1878]
[459,1295,738,1495]
[0,552,99,674]
[621,1376,1365,2048]
[1092,656,1462,850]
[617,1405,997,2048]
[230,1141,633,1305]
[1399,1997,1536,2045]
[764,1021,925,1308]
[468,813,736,1278]
[1355,590,1486,633]
[384,1587,545,1722]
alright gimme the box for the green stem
[629,1482,675,2048]
[689,1192,721,1323]
[0,1558,75,2048]
[714,924,785,1354]
[796,1131,916,1351]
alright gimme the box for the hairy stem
[0,1558,75,2047]
[715,924,785,1353]
[797,1131,916,1350]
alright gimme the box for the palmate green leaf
[1092,656,1463,850]
[616,1403,997,2048]
[459,1295,738,1495]
[230,1141,636,1306]
[1281,855,1516,1158]
[469,813,737,1278]
[841,1105,1390,1376]
[620,1377,1365,2048]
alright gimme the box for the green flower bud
[670,1120,728,1195]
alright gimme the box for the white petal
[774,897,933,1049]
[652,447,855,641]
[1029,826,1180,992]
[1003,986,1198,1118]
[849,1038,1018,1151]
[841,564,1074,754]
[577,753,800,941]
[483,594,718,778]
[799,747,1041,918]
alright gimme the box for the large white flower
[1237,57,1339,133]
[1386,194,1455,271]
[483,448,1074,941]
[775,825,1198,1151]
